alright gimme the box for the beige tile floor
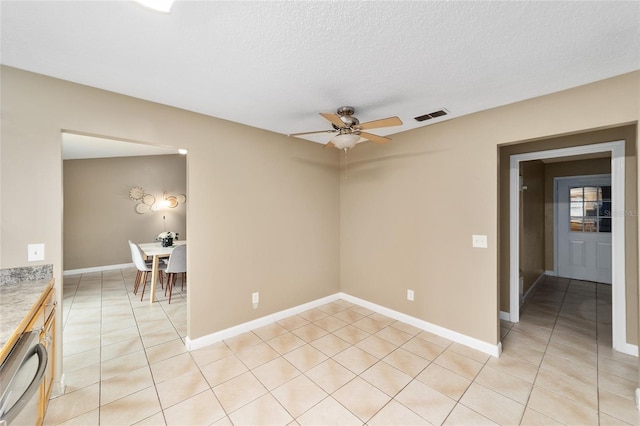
[44,270,638,425]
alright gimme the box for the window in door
[569,185,611,233]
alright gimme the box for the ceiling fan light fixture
[331,132,360,150]
[133,0,175,13]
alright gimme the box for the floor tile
[401,336,447,360]
[333,345,378,375]
[253,322,289,341]
[296,396,362,426]
[100,365,154,406]
[332,324,370,345]
[290,323,329,343]
[305,359,356,394]
[519,407,563,425]
[229,393,294,425]
[213,371,268,413]
[155,370,210,409]
[190,341,234,367]
[99,386,162,426]
[434,349,484,380]
[252,356,301,390]
[277,315,310,331]
[416,362,471,401]
[395,379,456,425]
[298,308,329,322]
[236,341,281,369]
[200,353,248,387]
[443,403,499,425]
[100,349,149,380]
[355,334,397,359]
[149,352,200,384]
[272,374,328,418]
[333,376,391,422]
[43,383,100,425]
[368,399,431,425]
[383,347,431,377]
[474,365,532,405]
[283,344,328,372]
[459,382,525,425]
[267,332,307,355]
[144,338,188,364]
[360,361,412,396]
[534,366,597,410]
[224,331,262,353]
[527,385,598,425]
[598,388,640,425]
[313,315,348,332]
[162,389,226,426]
[310,333,351,357]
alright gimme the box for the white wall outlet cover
[407,289,414,301]
[472,235,488,248]
[28,243,45,261]
[252,292,259,304]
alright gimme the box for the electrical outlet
[472,235,488,248]
[407,289,414,301]
[28,243,45,261]
[252,292,259,304]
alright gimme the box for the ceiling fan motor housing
[334,106,360,129]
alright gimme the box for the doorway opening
[509,140,631,355]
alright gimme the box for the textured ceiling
[2,1,639,154]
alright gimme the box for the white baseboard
[186,293,341,350]
[616,341,639,357]
[339,293,502,357]
[499,311,511,322]
[63,263,134,276]
[545,270,556,276]
[186,291,502,357]
[636,388,640,411]
[521,272,546,303]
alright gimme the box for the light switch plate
[28,243,45,261]
[472,235,488,248]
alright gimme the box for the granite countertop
[0,278,52,353]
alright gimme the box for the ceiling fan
[289,106,403,151]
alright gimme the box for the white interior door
[556,175,612,284]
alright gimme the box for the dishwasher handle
[0,343,48,425]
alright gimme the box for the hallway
[501,275,638,424]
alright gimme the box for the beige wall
[1,65,638,358]
[342,72,639,345]
[64,154,187,270]
[520,160,545,296]
[0,65,341,389]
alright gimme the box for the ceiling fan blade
[289,129,336,137]
[324,141,335,149]
[358,116,403,130]
[359,132,391,144]
[320,113,346,128]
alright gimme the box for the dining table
[138,240,187,304]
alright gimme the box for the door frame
[554,174,612,283]
[509,140,631,355]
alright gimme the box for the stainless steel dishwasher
[0,330,48,426]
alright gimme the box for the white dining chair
[129,240,166,301]
[164,244,186,304]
